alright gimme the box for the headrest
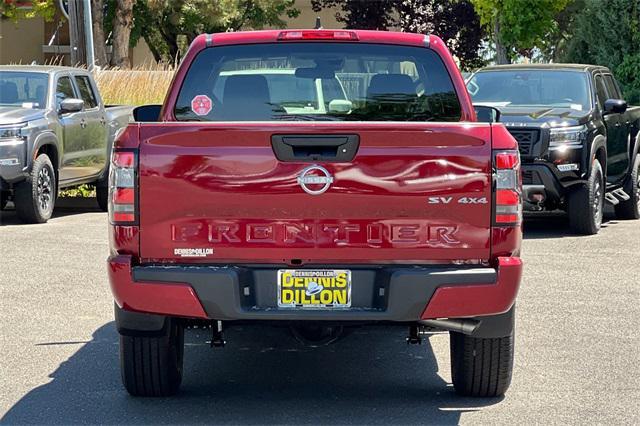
[367,74,416,100]
[223,75,270,105]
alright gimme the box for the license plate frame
[277,269,352,309]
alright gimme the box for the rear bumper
[108,255,522,322]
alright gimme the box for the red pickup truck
[107,30,523,398]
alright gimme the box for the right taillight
[109,150,137,224]
[494,150,522,226]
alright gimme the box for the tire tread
[120,322,183,397]
[450,331,514,397]
[568,160,603,235]
[14,154,56,223]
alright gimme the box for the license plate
[277,269,352,309]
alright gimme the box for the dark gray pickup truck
[0,65,132,223]
[468,64,640,234]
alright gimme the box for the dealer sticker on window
[277,269,352,309]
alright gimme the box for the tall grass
[93,65,175,106]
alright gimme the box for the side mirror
[474,105,501,123]
[604,99,627,115]
[133,104,162,122]
[59,98,84,114]
[328,99,353,114]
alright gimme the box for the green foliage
[536,0,585,62]
[133,0,300,62]
[399,0,486,71]
[471,0,571,59]
[0,0,56,21]
[617,55,640,104]
[311,0,398,30]
[562,0,640,103]
[59,184,96,198]
[312,0,486,70]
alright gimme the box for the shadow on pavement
[0,197,102,226]
[1,323,501,425]
[523,209,618,240]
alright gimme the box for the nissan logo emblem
[297,165,334,195]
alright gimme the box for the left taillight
[493,150,522,226]
[109,150,137,224]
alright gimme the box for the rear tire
[14,154,56,223]
[614,154,640,220]
[450,331,514,397]
[96,185,109,212]
[568,160,604,235]
[0,192,7,210]
[119,320,184,397]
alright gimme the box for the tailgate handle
[271,134,359,162]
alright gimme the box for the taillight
[277,30,358,41]
[494,151,522,226]
[109,150,137,224]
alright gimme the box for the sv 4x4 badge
[428,196,488,204]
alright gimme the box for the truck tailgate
[138,122,493,264]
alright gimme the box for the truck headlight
[549,125,587,148]
[0,123,26,143]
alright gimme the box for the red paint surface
[491,124,519,150]
[421,256,523,319]
[108,29,523,320]
[135,122,495,264]
[109,225,139,257]
[108,255,207,318]
[490,227,521,258]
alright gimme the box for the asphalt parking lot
[1,199,639,425]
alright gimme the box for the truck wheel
[96,186,109,212]
[614,154,640,220]
[450,330,514,397]
[568,160,604,235]
[119,319,184,397]
[14,154,56,223]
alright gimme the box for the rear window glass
[175,43,461,122]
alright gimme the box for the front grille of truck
[507,129,539,157]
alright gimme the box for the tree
[311,0,397,30]
[562,0,640,103]
[311,0,485,69]
[0,0,56,21]
[537,0,585,62]
[110,0,134,67]
[471,0,571,63]
[91,0,109,67]
[398,0,485,70]
[134,0,300,63]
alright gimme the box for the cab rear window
[174,43,461,122]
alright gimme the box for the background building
[0,1,341,67]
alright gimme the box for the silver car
[0,65,132,223]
